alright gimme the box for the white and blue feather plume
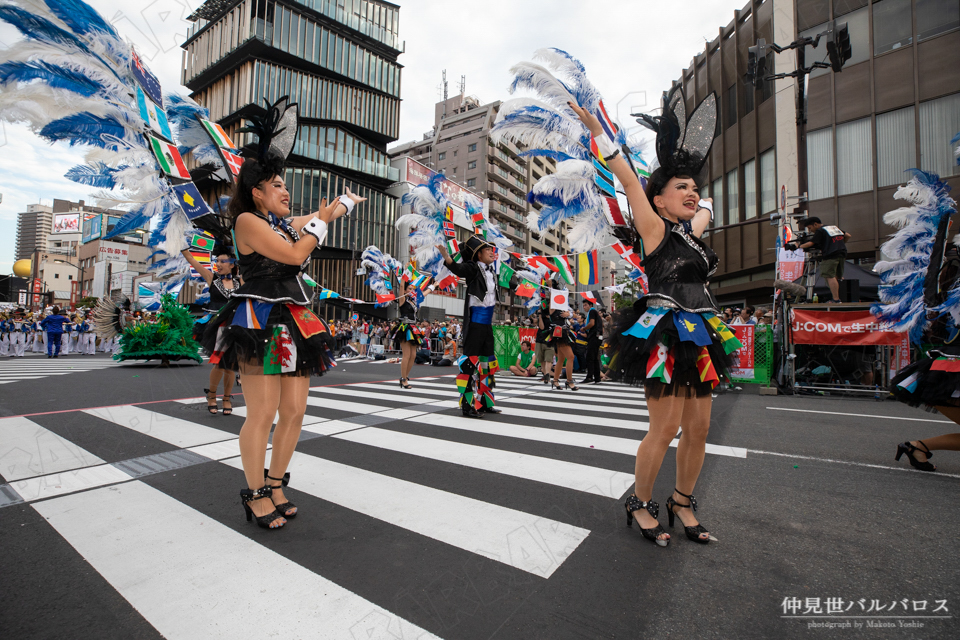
[872,170,958,344]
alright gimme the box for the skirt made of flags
[609,299,742,399]
[392,320,424,346]
[200,297,335,377]
[890,349,960,411]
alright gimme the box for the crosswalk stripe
[350,383,645,414]
[222,452,591,578]
[12,463,133,502]
[406,413,747,459]
[32,481,440,640]
[84,406,236,448]
[308,386,438,405]
[416,399,650,428]
[0,416,105,481]
[333,427,635,499]
[412,378,647,401]
[304,395,438,415]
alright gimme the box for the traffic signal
[746,39,769,89]
[825,21,852,72]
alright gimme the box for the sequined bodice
[641,218,720,313]
[233,211,313,305]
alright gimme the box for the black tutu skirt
[890,351,960,410]
[392,320,424,346]
[201,297,335,377]
[608,299,742,399]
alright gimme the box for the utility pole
[746,20,851,390]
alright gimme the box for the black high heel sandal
[221,394,233,416]
[666,489,716,543]
[565,380,580,391]
[624,495,669,547]
[551,381,563,390]
[205,388,218,415]
[264,469,297,518]
[895,441,936,472]
[399,377,412,389]
[240,487,285,529]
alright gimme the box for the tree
[610,275,644,310]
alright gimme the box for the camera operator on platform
[795,217,852,303]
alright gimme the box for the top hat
[462,234,496,262]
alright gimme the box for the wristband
[337,195,355,216]
[301,218,328,245]
[593,135,619,159]
[697,199,714,220]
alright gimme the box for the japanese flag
[550,288,570,311]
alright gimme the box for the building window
[743,159,757,219]
[54,273,59,279]
[724,85,737,129]
[760,149,777,213]
[438,151,446,160]
[917,0,960,40]
[467,178,476,187]
[451,166,458,176]
[760,53,775,102]
[468,143,477,152]
[712,177,724,227]
[807,127,835,200]
[467,160,477,170]
[877,106,917,187]
[920,93,960,177]
[453,150,458,157]
[874,0,913,55]
[837,118,873,195]
[743,82,755,115]
[726,169,739,223]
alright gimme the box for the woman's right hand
[568,102,604,138]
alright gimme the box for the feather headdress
[361,245,402,298]
[493,48,646,253]
[872,170,958,344]
[0,0,236,283]
[397,173,513,278]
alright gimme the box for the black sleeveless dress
[200,212,334,376]
[609,217,742,397]
[393,300,424,346]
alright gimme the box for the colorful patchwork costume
[446,235,502,417]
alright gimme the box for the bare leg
[630,393,683,540]
[905,406,960,463]
[237,369,284,523]
[401,342,415,379]
[672,395,713,540]
[267,375,311,516]
[209,365,224,394]
[827,277,840,301]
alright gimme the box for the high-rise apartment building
[182,0,402,312]
[389,95,566,258]
[15,204,53,261]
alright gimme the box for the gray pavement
[0,354,957,639]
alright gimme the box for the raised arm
[568,102,665,250]
[236,197,351,265]
[289,188,367,233]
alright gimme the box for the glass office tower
[182,0,402,313]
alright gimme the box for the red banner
[518,328,536,344]
[729,325,755,379]
[790,309,902,345]
[894,332,911,375]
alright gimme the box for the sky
[0,0,741,274]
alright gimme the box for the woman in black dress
[182,249,239,415]
[393,282,423,388]
[202,158,363,530]
[549,308,580,391]
[571,91,738,547]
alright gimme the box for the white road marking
[33,482,439,639]
[84,405,235,448]
[222,452,591,578]
[334,427,635,498]
[0,416,105,481]
[767,407,953,423]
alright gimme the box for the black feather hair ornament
[235,96,300,188]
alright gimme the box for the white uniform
[11,320,27,357]
[0,322,9,356]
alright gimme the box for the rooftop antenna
[459,75,466,108]
[441,69,448,119]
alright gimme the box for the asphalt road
[0,353,957,639]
